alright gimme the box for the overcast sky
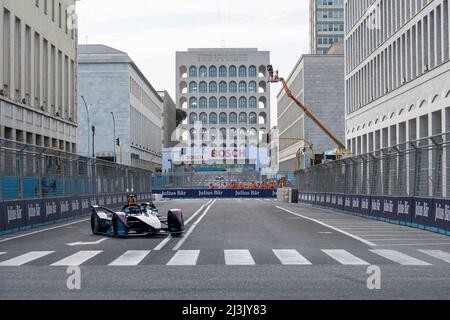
[76,0,311,126]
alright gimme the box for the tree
[176,109,187,127]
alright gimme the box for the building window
[189,97,197,109]
[249,112,257,124]
[239,113,248,124]
[219,97,227,109]
[199,66,207,77]
[209,81,217,93]
[189,113,198,124]
[249,65,257,77]
[229,65,237,77]
[239,66,247,77]
[209,66,217,77]
[229,97,237,109]
[249,97,257,108]
[219,81,227,93]
[239,97,247,108]
[230,128,237,139]
[220,128,227,140]
[229,112,238,124]
[199,81,207,93]
[209,97,217,109]
[209,113,218,124]
[249,81,257,93]
[219,112,227,124]
[199,112,208,124]
[199,97,207,109]
[229,81,237,93]
[189,81,197,93]
[239,81,247,93]
[219,65,227,77]
[189,66,197,77]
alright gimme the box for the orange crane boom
[267,65,347,150]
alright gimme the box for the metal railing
[0,138,152,201]
[298,133,450,198]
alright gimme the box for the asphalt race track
[1,199,450,300]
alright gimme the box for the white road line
[276,206,376,247]
[0,252,5,256]
[273,249,312,265]
[108,250,150,266]
[172,199,217,251]
[322,249,369,265]
[0,218,90,243]
[418,250,450,263]
[375,242,450,247]
[51,250,103,266]
[370,249,432,266]
[366,238,448,241]
[0,251,54,266]
[167,250,200,266]
[224,250,255,265]
[153,200,213,251]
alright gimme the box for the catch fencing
[0,138,152,234]
[0,138,152,201]
[297,133,450,234]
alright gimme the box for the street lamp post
[110,112,116,163]
[81,96,91,158]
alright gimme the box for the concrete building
[277,53,345,172]
[77,44,163,171]
[344,0,450,154]
[310,0,345,54]
[175,48,271,170]
[158,90,177,148]
[0,0,78,152]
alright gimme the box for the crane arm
[268,65,346,150]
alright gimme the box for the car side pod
[167,209,185,237]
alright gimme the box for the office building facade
[277,54,345,171]
[0,0,78,152]
[175,48,271,170]
[78,44,163,171]
[310,0,345,54]
[345,0,450,152]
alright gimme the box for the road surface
[1,199,449,299]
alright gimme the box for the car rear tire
[112,216,119,237]
[91,215,100,235]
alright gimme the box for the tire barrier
[152,189,277,199]
[0,192,153,235]
[299,192,450,235]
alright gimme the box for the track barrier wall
[153,189,277,199]
[298,192,450,235]
[0,192,153,234]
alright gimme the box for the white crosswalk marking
[224,250,255,265]
[371,250,431,266]
[51,251,103,266]
[167,250,200,266]
[322,249,369,265]
[418,250,450,263]
[273,249,312,265]
[0,251,54,266]
[108,250,150,266]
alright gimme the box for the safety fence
[0,138,152,200]
[0,138,153,234]
[152,171,298,189]
[297,133,450,234]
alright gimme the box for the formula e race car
[90,196,185,237]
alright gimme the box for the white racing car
[90,194,185,237]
